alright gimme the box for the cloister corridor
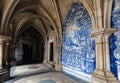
[1,0,120,83]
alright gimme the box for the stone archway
[14,26,45,65]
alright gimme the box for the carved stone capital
[0,35,11,45]
[91,32,103,43]
[103,28,117,42]
[91,28,117,43]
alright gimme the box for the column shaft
[0,35,11,82]
[55,42,62,71]
[43,45,48,63]
[0,44,3,69]
[10,43,16,66]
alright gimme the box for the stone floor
[4,64,89,83]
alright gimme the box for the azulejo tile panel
[110,0,120,80]
[62,2,95,82]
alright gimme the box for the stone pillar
[0,42,4,69]
[10,43,16,66]
[0,35,11,82]
[91,28,119,83]
[43,44,48,63]
[43,40,48,63]
[55,41,62,71]
[4,43,9,68]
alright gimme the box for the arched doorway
[15,26,44,65]
[49,42,54,62]
[46,30,57,68]
[22,43,33,64]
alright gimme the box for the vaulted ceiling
[0,0,94,43]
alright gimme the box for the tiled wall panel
[110,0,120,80]
[62,2,95,81]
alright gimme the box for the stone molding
[91,28,119,83]
[0,35,11,45]
[91,28,117,43]
[49,30,57,42]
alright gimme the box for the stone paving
[4,64,89,83]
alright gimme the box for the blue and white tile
[110,0,120,80]
[62,2,96,82]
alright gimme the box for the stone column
[92,31,106,80]
[0,35,11,82]
[4,43,9,68]
[55,41,62,71]
[10,43,16,66]
[0,35,10,69]
[91,28,119,83]
[0,41,4,69]
[43,40,48,63]
[103,29,118,82]
[43,44,48,63]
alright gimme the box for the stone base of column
[0,69,10,82]
[92,69,119,83]
[55,62,62,71]
[43,58,48,63]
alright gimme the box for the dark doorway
[16,26,45,65]
[23,44,33,64]
[49,42,53,61]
